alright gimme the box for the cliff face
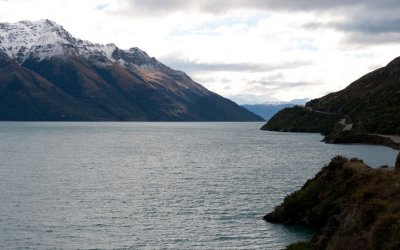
[265,156,400,250]
[261,57,400,147]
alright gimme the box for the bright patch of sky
[0,0,399,104]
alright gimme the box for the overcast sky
[1,0,399,104]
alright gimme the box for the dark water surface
[0,122,397,249]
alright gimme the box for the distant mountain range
[242,98,309,120]
[262,57,400,148]
[242,104,294,121]
[0,19,262,121]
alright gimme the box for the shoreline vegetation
[262,106,400,150]
[265,154,400,249]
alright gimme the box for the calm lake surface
[0,122,398,249]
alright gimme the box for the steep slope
[262,57,400,146]
[0,19,263,121]
[0,50,94,120]
[306,57,400,134]
[265,156,400,250]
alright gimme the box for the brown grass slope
[265,156,400,250]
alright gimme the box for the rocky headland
[265,154,400,250]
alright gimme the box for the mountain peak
[20,19,62,29]
[0,19,172,71]
[0,19,76,63]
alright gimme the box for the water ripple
[0,122,397,249]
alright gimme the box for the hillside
[265,156,400,250]
[260,106,341,134]
[261,57,400,147]
[0,19,262,121]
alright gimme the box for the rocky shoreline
[323,130,400,150]
[265,154,400,250]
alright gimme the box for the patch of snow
[101,43,116,59]
[118,58,127,65]
[0,19,172,80]
[0,19,158,67]
[0,19,72,63]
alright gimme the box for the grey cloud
[178,62,284,73]
[190,76,232,85]
[302,22,324,30]
[240,77,320,98]
[337,18,400,34]
[337,17,400,46]
[247,79,319,91]
[123,0,191,13]
[116,0,400,14]
[114,0,400,47]
[160,57,311,73]
[304,15,400,46]
[241,0,400,12]
[306,18,400,35]
[342,32,400,46]
[263,73,284,82]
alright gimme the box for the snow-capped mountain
[0,19,262,121]
[1,19,110,63]
[0,19,165,68]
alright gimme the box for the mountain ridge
[0,19,262,121]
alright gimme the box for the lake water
[0,122,398,249]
